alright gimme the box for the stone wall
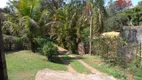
[120,26,142,44]
[119,26,142,62]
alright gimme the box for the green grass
[6,50,67,80]
[72,54,142,80]
[70,60,91,74]
[61,55,91,74]
[6,50,141,80]
[127,63,142,80]
[81,54,127,80]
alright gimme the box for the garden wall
[119,26,142,62]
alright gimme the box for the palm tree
[94,0,106,34]
[85,0,93,55]
[0,9,8,80]
[86,0,106,54]
[47,1,88,53]
[4,0,50,52]
[50,4,76,52]
[40,0,65,14]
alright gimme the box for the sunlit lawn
[6,50,67,80]
[6,50,142,80]
[81,54,142,80]
[61,54,91,74]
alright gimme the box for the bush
[104,13,128,32]
[42,42,58,61]
[34,37,50,54]
[3,36,29,51]
[92,37,128,68]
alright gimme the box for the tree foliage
[123,6,142,26]
[2,0,134,54]
[115,0,132,11]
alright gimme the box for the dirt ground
[35,69,116,80]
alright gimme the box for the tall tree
[86,0,93,55]
[138,1,142,6]
[106,0,117,17]
[86,0,106,54]
[94,0,106,34]
[5,0,50,52]
[46,0,88,53]
[115,0,132,11]
[0,9,8,80]
[40,0,65,14]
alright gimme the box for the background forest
[0,0,142,80]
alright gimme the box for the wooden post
[0,13,8,80]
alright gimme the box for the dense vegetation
[2,0,107,54]
[2,0,135,53]
[0,0,142,80]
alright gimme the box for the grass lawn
[6,50,141,80]
[61,54,91,74]
[80,54,142,80]
[6,50,67,80]
[81,54,127,80]
[127,63,142,80]
[70,60,91,74]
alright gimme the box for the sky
[0,0,9,8]
[132,0,141,6]
[0,0,141,8]
[105,0,141,6]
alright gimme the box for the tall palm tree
[40,0,65,14]
[85,0,93,55]
[86,0,106,54]
[4,0,50,52]
[0,9,8,80]
[94,0,106,34]
[47,1,88,53]
[9,0,40,52]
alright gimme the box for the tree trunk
[0,14,8,80]
[52,0,58,9]
[98,10,104,34]
[89,11,93,55]
[30,36,35,53]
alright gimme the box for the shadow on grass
[50,55,65,64]
[48,51,85,66]
[5,50,23,54]
[5,50,85,66]
[51,53,85,65]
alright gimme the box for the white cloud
[0,0,9,8]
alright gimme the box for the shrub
[34,37,50,54]
[92,37,128,68]
[42,42,58,61]
[3,36,29,51]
